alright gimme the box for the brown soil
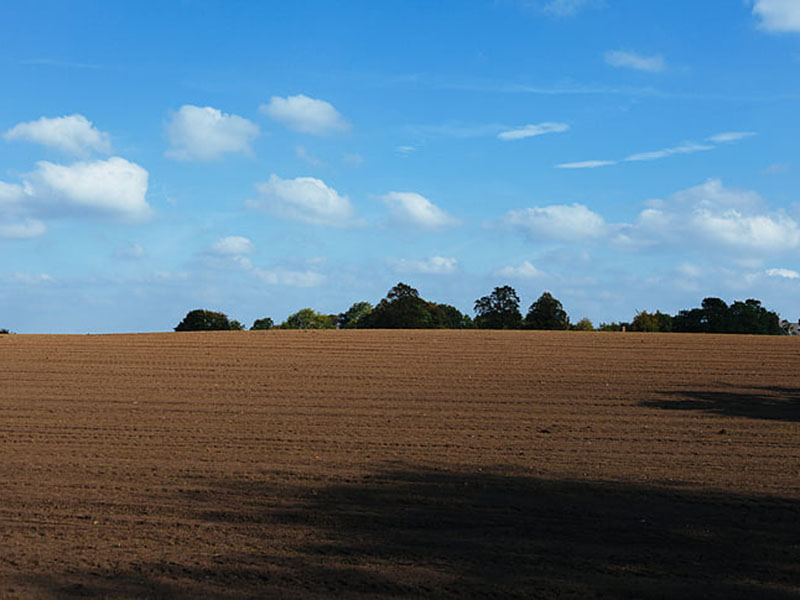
[1,330,799,598]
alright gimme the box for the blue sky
[1,0,799,333]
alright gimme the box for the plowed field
[1,330,799,598]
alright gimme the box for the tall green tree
[474,286,522,329]
[338,302,373,329]
[525,292,569,330]
[250,317,274,330]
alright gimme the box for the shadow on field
[643,386,800,422]
[11,467,800,599]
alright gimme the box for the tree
[0,328,9,334]
[174,309,242,332]
[338,302,373,329]
[430,303,474,329]
[474,286,522,329]
[571,317,594,331]
[250,317,274,330]
[525,292,569,330]
[279,308,336,329]
[630,310,673,332]
[360,283,436,329]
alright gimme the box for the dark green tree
[360,283,435,329]
[250,317,274,330]
[701,297,730,333]
[338,302,373,329]
[630,310,673,332]
[474,286,522,329]
[175,309,242,332]
[525,292,569,330]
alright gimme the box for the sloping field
[1,330,799,599]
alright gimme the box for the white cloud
[708,131,757,143]
[502,203,607,241]
[26,157,152,222]
[556,160,616,169]
[253,267,325,287]
[395,145,416,155]
[604,50,665,72]
[762,163,790,175]
[252,174,355,227]
[165,105,259,161]
[12,273,53,284]
[0,219,47,239]
[261,94,349,136]
[539,0,602,17]
[766,267,800,279]
[626,179,800,254]
[624,142,714,162]
[388,256,458,275]
[498,122,569,141]
[4,114,111,156]
[211,236,255,256]
[753,0,800,33]
[496,260,544,278]
[381,192,460,228]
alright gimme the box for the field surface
[1,330,799,599]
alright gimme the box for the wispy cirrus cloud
[557,131,756,169]
[604,50,665,72]
[498,122,569,141]
[624,142,713,162]
[556,160,616,169]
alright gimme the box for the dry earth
[1,330,799,599]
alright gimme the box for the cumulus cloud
[0,157,151,236]
[556,160,616,169]
[165,105,259,161]
[496,260,544,278]
[604,50,665,72]
[211,236,255,256]
[497,122,569,141]
[261,94,349,136]
[26,157,152,222]
[252,174,355,227]
[766,267,800,279]
[628,179,800,254]
[4,114,111,156]
[753,0,800,33]
[502,203,607,241]
[381,192,460,228]
[388,256,458,275]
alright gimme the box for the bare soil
[1,330,799,598]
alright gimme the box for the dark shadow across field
[14,466,800,599]
[643,386,800,422]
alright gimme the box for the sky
[1,0,799,333]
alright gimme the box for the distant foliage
[0,328,9,334]
[280,308,336,330]
[630,310,673,333]
[571,317,594,331]
[474,286,522,329]
[338,302,373,329]
[672,297,782,335]
[175,309,243,332]
[250,317,274,330]
[525,292,570,330]
[359,283,472,329]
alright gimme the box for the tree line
[174,282,789,335]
